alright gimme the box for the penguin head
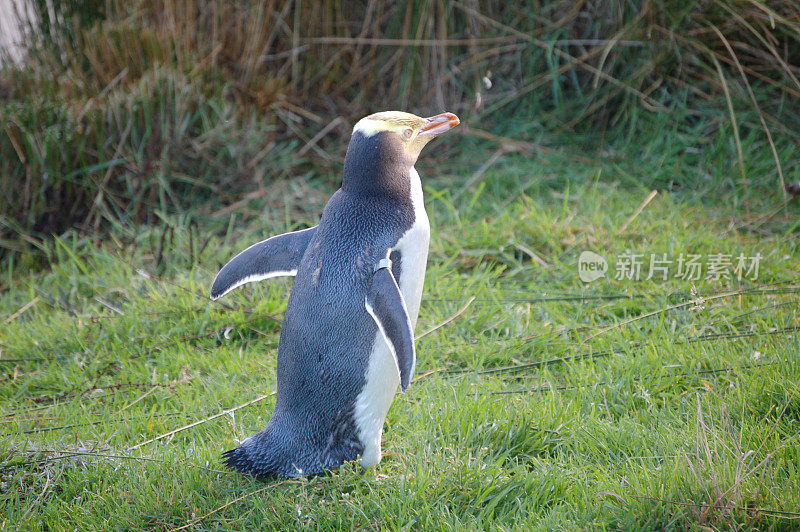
[352,111,460,158]
[343,111,460,197]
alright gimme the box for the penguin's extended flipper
[365,259,416,391]
[210,226,317,300]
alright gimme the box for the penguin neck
[342,131,416,200]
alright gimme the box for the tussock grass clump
[2,69,301,254]
[1,0,799,258]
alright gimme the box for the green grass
[1,127,800,529]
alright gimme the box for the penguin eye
[402,127,414,140]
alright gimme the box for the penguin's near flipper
[210,226,317,300]
[365,258,416,392]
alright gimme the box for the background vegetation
[2,0,799,261]
[1,0,799,529]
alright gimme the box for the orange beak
[419,112,460,137]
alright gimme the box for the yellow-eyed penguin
[210,111,460,478]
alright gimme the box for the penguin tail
[221,446,257,476]
[221,428,319,479]
[222,440,287,479]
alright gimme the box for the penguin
[210,111,460,478]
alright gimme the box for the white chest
[354,166,430,468]
[392,167,430,326]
